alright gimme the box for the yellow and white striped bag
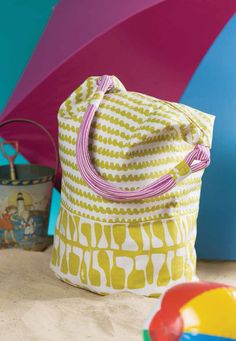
[51,75,214,297]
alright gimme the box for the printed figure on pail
[0,184,53,250]
[0,205,17,244]
[21,210,36,240]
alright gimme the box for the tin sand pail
[0,119,58,251]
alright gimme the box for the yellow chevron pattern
[51,75,215,296]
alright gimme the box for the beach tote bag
[51,75,215,297]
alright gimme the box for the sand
[0,248,236,341]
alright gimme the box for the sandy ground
[0,248,236,341]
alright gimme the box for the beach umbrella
[1,0,236,255]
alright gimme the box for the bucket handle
[0,119,59,180]
[76,75,211,201]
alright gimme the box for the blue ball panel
[180,333,236,340]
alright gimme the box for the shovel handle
[10,165,16,180]
[0,119,59,180]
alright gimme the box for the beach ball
[144,282,236,341]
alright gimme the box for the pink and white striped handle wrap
[76,76,210,202]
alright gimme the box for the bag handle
[0,119,59,180]
[76,75,210,201]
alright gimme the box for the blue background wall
[0,0,58,112]
[181,15,236,259]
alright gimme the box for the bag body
[51,75,214,296]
